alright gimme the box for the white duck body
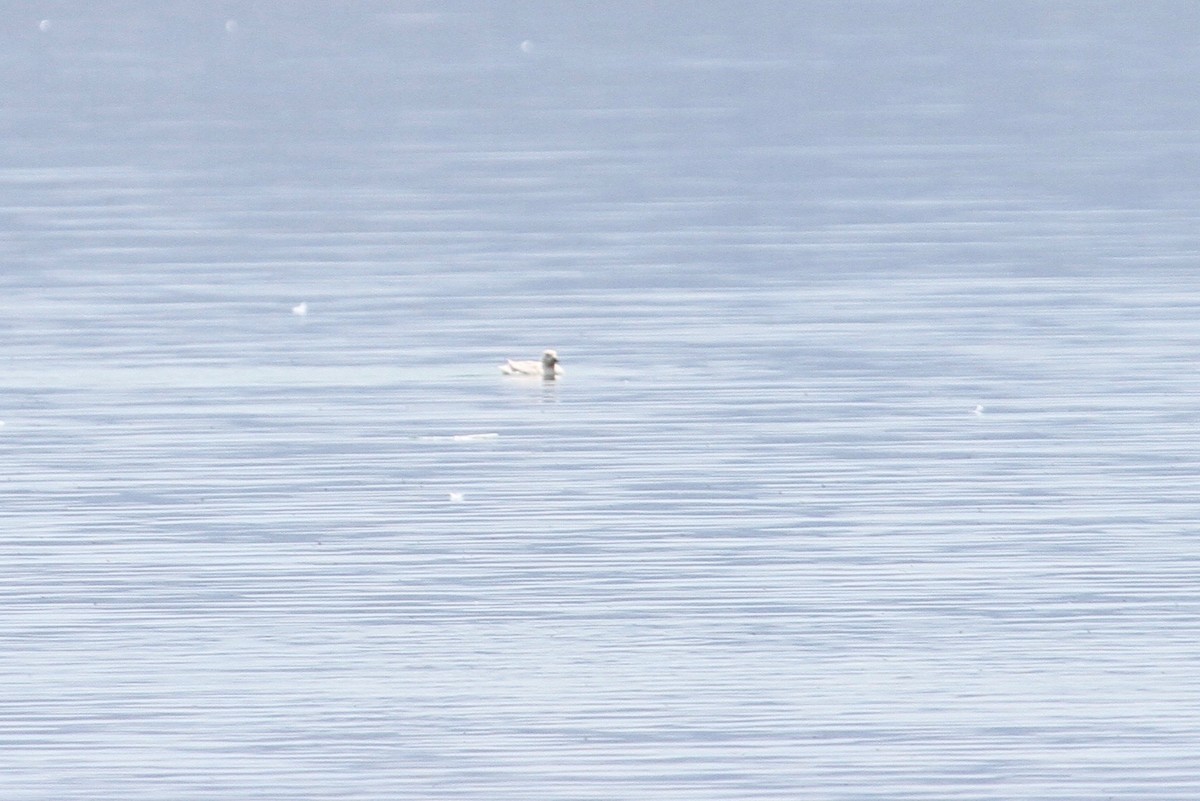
[500,349,562,379]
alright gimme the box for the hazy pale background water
[3,2,1200,799]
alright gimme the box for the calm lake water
[3,3,1200,799]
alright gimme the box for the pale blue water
[3,3,1200,799]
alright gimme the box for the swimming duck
[500,349,562,379]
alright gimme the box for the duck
[500,349,562,379]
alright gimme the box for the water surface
[3,3,1200,799]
